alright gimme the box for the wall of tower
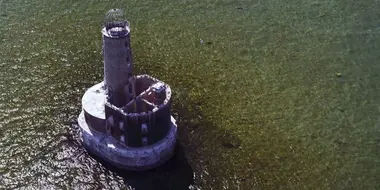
[104,75,172,148]
[102,27,133,107]
[104,101,171,147]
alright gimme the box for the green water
[0,0,379,189]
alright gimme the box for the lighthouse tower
[77,9,177,171]
[102,9,134,107]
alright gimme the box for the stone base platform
[77,82,177,171]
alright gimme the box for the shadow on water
[170,89,243,188]
[87,143,194,190]
[65,115,194,190]
[66,95,242,189]
[65,76,242,189]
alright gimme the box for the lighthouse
[77,9,178,171]
[102,9,133,107]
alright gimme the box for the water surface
[0,0,379,189]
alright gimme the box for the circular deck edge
[78,111,178,171]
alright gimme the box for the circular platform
[78,82,177,171]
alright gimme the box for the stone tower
[102,9,134,107]
[77,9,177,171]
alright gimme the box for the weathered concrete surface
[102,25,133,107]
[83,77,173,146]
[82,82,107,133]
[78,11,177,170]
[78,110,177,171]
[79,82,177,170]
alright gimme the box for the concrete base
[77,82,178,171]
[78,111,177,171]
